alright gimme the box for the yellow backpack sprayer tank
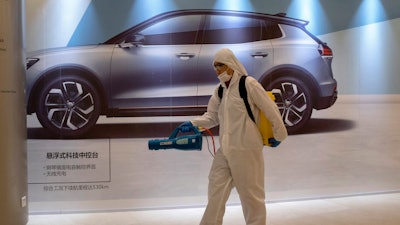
[259,91,275,146]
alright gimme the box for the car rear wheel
[266,77,313,134]
[35,76,100,138]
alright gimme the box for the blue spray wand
[148,125,202,151]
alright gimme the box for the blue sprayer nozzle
[148,125,202,151]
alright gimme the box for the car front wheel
[35,76,101,138]
[266,77,313,134]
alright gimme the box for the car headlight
[26,58,39,69]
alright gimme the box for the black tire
[35,76,101,138]
[265,77,313,134]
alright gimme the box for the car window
[263,21,283,40]
[202,15,282,44]
[138,15,202,45]
[201,15,256,44]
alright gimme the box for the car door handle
[251,52,269,59]
[176,53,195,60]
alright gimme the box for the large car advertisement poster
[26,0,400,213]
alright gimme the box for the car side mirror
[119,34,145,48]
[127,34,145,44]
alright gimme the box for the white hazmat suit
[191,48,287,225]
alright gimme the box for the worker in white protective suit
[179,48,287,225]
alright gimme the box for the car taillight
[318,44,333,56]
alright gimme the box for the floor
[26,95,400,224]
[27,192,400,225]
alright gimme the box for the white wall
[320,18,400,94]
[25,0,91,52]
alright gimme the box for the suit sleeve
[190,87,220,129]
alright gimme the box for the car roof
[105,9,309,44]
[147,9,309,25]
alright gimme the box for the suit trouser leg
[200,150,234,225]
[229,149,266,225]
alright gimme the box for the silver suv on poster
[26,9,338,138]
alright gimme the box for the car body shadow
[27,123,219,139]
[291,118,356,135]
[27,118,355,140]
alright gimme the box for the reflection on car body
[26,9,337,138]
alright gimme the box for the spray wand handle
[169,125,200,139]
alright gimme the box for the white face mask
[218,71,232,83]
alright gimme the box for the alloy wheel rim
[44,81,95,131]
[272,82,307,127]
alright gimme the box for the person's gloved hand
[178,121,193,132]
[268,138,281,147]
